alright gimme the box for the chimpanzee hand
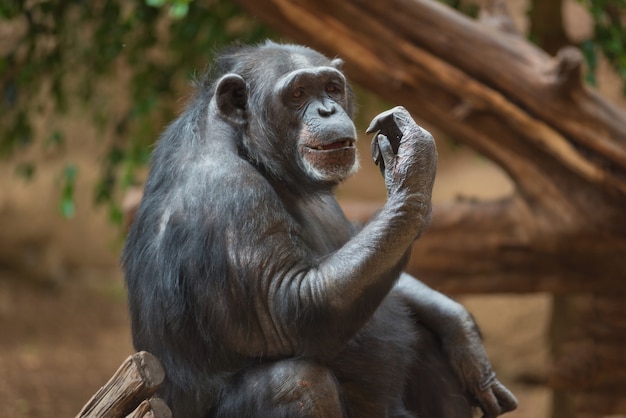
[366,106,437,207]
[442,314,519,418]
[395,274,518,417]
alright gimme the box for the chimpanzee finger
[371,134,382,167]
[493,381,519,414]
[478,389,501,418]
[377,134,395,173]
[478,378,520,418]
[372,114,402,155]
[365,108,396,134]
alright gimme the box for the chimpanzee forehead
[220,43,345,99]
[286,50,328,69]
[257,43,333,74]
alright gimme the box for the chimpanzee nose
[318,103,337,117]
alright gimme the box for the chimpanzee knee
[404,323,474,418]
[212,359,345,418]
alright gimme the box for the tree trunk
[233,0,626,416]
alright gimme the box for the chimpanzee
[122,41,517,418]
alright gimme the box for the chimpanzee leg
[404,323,474,418]
[212,358,346,418]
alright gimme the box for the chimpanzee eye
[325,83,338,94]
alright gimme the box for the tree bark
[125,398,172,418]
[76,351,166,418]
[233,0,626,417]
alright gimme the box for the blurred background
[1,0,625,417]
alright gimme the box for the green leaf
[64,164,78,182]
[44,130,65,150]
[169,3,189,19]
[15,162,36,180]
[581,39,598,86]
[60,197,76,219]
[60,164,78,218]
[108,203,124,225]
[146,0,166,7]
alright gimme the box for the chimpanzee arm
[393,273,518,418]
[216,107,436,359]
[369,107,517,417]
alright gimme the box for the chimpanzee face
[214,45,359,190]
[274,65,358,183]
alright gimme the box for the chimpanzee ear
[330,58,344,69]
[216,74,248,125]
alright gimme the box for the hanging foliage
[0,0,273,221]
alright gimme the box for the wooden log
[550,293,626,417]
[76,351,165,418]
[341,198,626,294]
[125,398,172,418]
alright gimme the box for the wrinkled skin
[122,41,517,418]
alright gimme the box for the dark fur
[122,41,471,417]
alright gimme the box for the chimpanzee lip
[305,138,355,152]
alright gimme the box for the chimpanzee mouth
[307,139,355,152]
